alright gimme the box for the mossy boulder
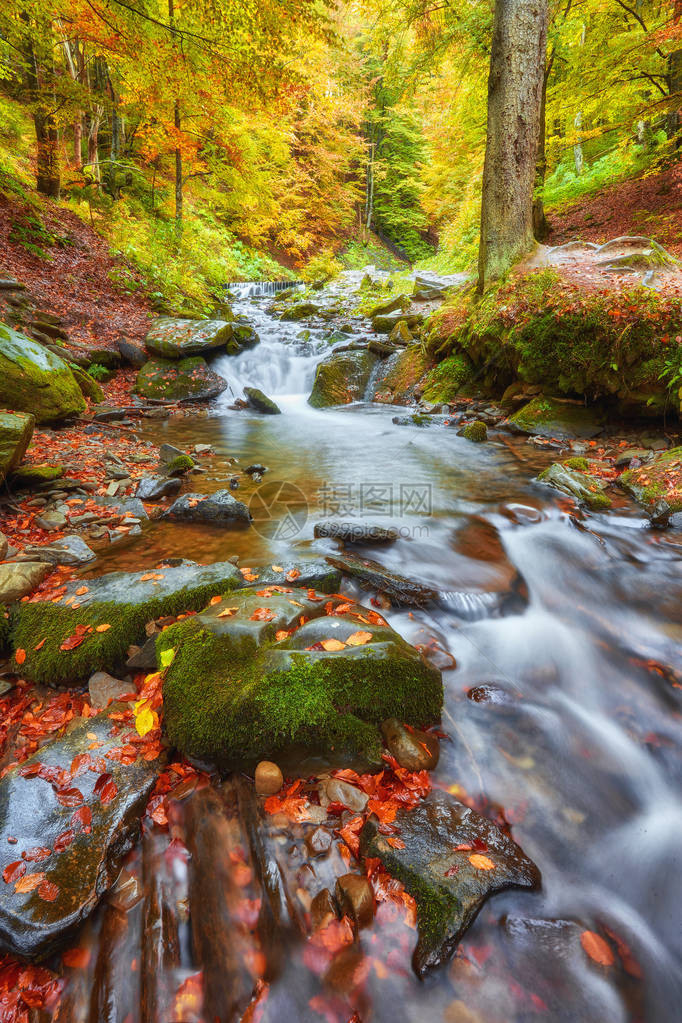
[620,446,682,521]
[280,302,320,322]
[70,364,104,403]
[420,353,473,404]
[0,324,85,422]
[244,387,281,414]
[225,324,260,355]
[10,463,63,487]
[9,560,243,686]
[538,463,612,511]
[372,312,423,334]
[159,588,443,767]
[0,410,34,483]
[135,357,227,402]
[165,453,195,476]
[308,350,379,408]
[368,294,411,319]
[145,317,233,359]
[509,397,603,439]
[462,420,487,443]
[371,345,433,405]
[360,791,540,977]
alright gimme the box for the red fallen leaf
[70,753,91,777]
[454,842,473,851]
[106,744,137,765]
[55,787,84,807]
[22,847,51,863]
[71,805,92,834]
[249,607,276,622]
[60,632,88,652]
[54,829,75,853]
[88,757,107,773]
[285,569,301,581]
[94,773,118,805]
[3,860,26,884]
[38,879,59,902]
[34,637,47,651]
[15,871,46,893]
[209,595,222,605]
[386,836,406,850]
[63,946,90,969]
[15,648,26,664]
[19,762,42,778]
[580,929,615,967]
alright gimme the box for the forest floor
[546,161,682,257]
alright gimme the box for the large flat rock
[0,324,85,422]
[0,410,34,483]
[0,707,162,960]
[360,791,540,976]
[144,317,232,359]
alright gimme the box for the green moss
[373,345,432,405]
[10,464,63,486]
[159,616,442,768]
[563,456,589,471]
[0,324,85,422]
[308,350,377,408]
[0,606,11,656]
[166,454,194,476]
[10,573,241,686]
[135,356,225,401]
[462,421,487,442]
[620,446,682,513]
[420,353,473,404]
[0,410,34,482]
[70,364,105,402]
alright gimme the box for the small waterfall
[225,280,303,299]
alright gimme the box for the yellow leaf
[346,630,372,646]
[135,706,156,737]
[320,638,346,651]
[159,649,175,668]
[216,607,239,618]
[468,853,495,871]
[271,565,283,572]
[95,624,111,633]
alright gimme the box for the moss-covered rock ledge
[425,270,682,418]
[159,587,443,767]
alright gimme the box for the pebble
[319,778,368,813]
[305,826,332,858]
[254,760,283,795]
[335,874,375,928]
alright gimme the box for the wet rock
[335,874,375,928]
[381,718,439,771]
[163,490,251,526]
[0,533,7,561]
[164,454,195,476]
[116,337,147,367]
[145,317,233,359]
[368,294,411,318]
[280,302,320,321]
[0,411,34,483]
[306,826,332,858]
[159,443,186,464]
[98,496,149,520]
[372,311,423,334]
[254,761,283,795]
[88,671,135,708]
[620,445,682,522]
[538,463,611,511]
[311,888,338,929]
[245,464,268,475]
[370,345,433,405]
[508,397,603,439]
[0,561,51,604]
[389,320,413,345]
[22,535,96,566]
[0,706,162,959]
[226,324,259,354]
[135,357,227,402]
[308,349,378,408]
[614,447,650,468]
[160,588,442,766]
[243,561,342,593]
[319,778,369,813]
[244,387,281,415]
[314,521,399,545]
[11,463,64,488]
[135,474,182,501]
[0,324,85,422]
[461,421,487,443]
[125,635,159,672]
[325,552,438,606]
[360,791,540,976]
[10,559,243,686]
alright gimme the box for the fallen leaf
[75,586,88,596]
[38,879,59,902]
[95,623,111,633]
[34,638,47,651]
[15,872,46,893]
[345,630,372,646]
[209,595,222,605]
[320,638,346,651]
[22,847,51,863]
[580,930,615,967]
[216,606,239,618]
[15,649,26,665]
[271,565,283,572]
[53,829,75,853]
[386,836,406,850]
[55,787,84,807]
[468,854,496,871]
[286,568,301,581]
[71,805,92,834]
[250,607,276,622]
[275,630,289,641]
[3,861,26,884]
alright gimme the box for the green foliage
[86,364,110,382]
[300,249,343,285]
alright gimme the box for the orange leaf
[15,871,46,893]
[320,638,346,651]
[580,930,615,967]
[386,836,406,850]
[38,879,59,902]
[75,586,88,596]
[271,565,283,572]
[275,630,289,641]
[250,608,276,622]
[95,623,111,633]
[34,638,47,651]
[346,630,372,646]
[15,649,26,665]
[209,595,222,606]
[285,569,301,581]
[216,607,239,618]
[468,854,495,871]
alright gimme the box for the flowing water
[76,283,682,1022]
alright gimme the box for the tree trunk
[174,98,183,226]
[478,0,548,291]
[34,113,60,197]
[532,54,552,241]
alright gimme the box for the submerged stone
[0,411,34,483]
[145,317,233,358]
[314,521,399,545]
[280,302,320,322]
[308,350,378,408]
[0,325,85,422]
[461,421,487,443]
[135,357,227,402]
[326,552,438,606]
[538,463,612,511]
[10,560,243,686]
[381,717,439,771]
[159,588,443,767]
[0,706,162,960]
[360,791,540,976]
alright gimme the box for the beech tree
[478,0,548,290]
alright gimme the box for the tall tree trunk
[169,0,182,229]
[23,19,61,198]
[34,113,61,197]
[667,0,682,141]
[532,53,553,241]
[478,0,548,291]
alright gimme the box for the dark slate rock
[22,535,96,566]
[241,560,341,593]
[163,491,251,526]
[326,552,438,606]
[135,474,182,501]
[314,521,399,545]
[117,338,147,367]
[98,496,149,519]
[360,791,540,976]
[0,707,163,959]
